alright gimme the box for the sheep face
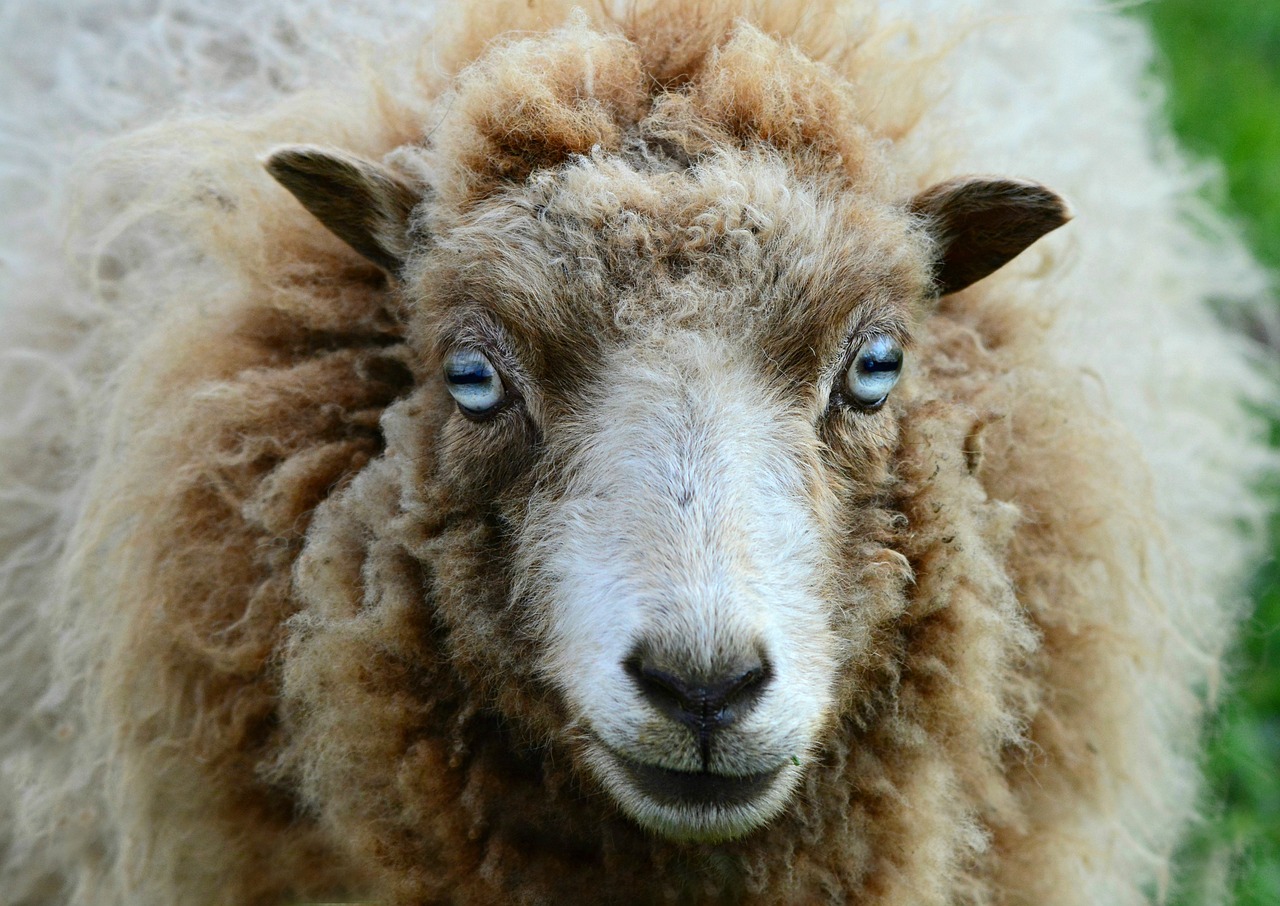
[266,24,1067,850]
[404,152,932,842]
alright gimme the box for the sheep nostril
[624,648,772,735]
[725,665,769,705]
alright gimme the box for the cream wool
[0,1,1274,905]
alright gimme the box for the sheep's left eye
[443,349,505,416]
[843,335,904,409]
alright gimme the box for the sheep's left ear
[263,144,420,274]
[911,177,1071,296]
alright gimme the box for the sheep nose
[624,646,772,747]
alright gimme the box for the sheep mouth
[616,757,784,809]
[586,742,797,841]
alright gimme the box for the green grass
[1142,1,1280,270]
[1135,2,1280,903]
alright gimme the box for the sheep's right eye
[443,349,506,417]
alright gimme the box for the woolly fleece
[0,1,1274,905]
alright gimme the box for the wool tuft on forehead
[428,15,881,211]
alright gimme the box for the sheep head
[265,21,1068,849]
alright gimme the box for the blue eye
[443,349,506,415]
[844,335,903,409]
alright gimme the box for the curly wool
[0,1,1274,905]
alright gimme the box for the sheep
[0,0,1274,904]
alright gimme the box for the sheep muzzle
[516,336,844,841]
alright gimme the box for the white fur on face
[519,333,841,840]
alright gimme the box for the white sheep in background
[0,1,1274,904]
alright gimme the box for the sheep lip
[583,737,800,839]
[612,753,784,809]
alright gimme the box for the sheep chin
[581,740,802,842]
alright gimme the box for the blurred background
[1135,2,1280,904]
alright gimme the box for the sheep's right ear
[263,145,420,274]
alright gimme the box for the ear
[910,177,1072,296]
[263,144,420,274]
